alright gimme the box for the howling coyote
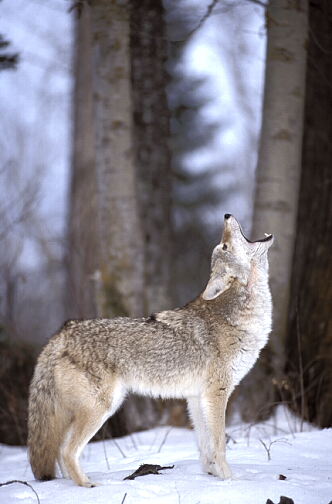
[28,214,273,487]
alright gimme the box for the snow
[0,407,331,504]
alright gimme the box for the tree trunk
[129,0,187,428]
[238,0,308,419]
[286,0,332,427]
[67,0,176,435]
[130,0,172,314]
[91,0,145,319]
[67,2,99,319]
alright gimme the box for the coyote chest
[228,343,260,388]
[128,373,202,399]
[220,309,272,388]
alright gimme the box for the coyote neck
[185,262,272,340]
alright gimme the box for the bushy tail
[28,361,64,481]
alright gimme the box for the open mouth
[239,223,273,244]
[226,214,272,243]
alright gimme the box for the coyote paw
[214,458,232,480]
[80,480,101,488]
[203,458,232,480]
[201,456,218,477]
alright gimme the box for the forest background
[0,0,331,446]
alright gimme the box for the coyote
[28,214,273,487]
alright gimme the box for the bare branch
[296,303,305,432]
[0,480,40,504]
[259,438,291,461]
[185,0,219,40]
[102,438,110,470]
[259,438,272,461]
[157,427,172,453]
[244,0,268,8]
[112,438,127,458]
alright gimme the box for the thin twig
[157,427,172,454]
[244,0,267,8]
[113,439,126,458]
[259,438,291,461]
[296,303,305,431]
[130,434,138,451]
[185,0,219,40]
[102,438,110,470]
[175,482,181,504]
[309,25,332,55]
[226,433,237,444]
[148,430,159,453]
[0,480,40,504]
[259,438,272,461]
[121,492,127,504]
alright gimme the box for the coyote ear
[202,277,230,301]
[250,234,274,255]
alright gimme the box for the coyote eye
[222,243,228,251]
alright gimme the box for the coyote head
[202,214,273,301]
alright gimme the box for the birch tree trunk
[239,0,308,419]
[286,0,332,428]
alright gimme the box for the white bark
[252,0,308,364]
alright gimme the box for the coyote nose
[224,213,232,220]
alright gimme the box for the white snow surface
[0,407,331,504]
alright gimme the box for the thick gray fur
[28,214,273,487]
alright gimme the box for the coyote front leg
[187,396,213,474]
[201,386,232,479]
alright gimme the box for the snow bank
[0,407,331,504]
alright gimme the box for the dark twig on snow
[266,497,295,504]
[124,464,174,480]
[0,480,40,504]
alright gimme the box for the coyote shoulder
[28,214,273,487]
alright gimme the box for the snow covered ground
[0,407,331,504]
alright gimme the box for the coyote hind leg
[61,404,108,487]
[57,369,126,487]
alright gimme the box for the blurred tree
[166,0,265,309]
[239,0,308,420]
[0,0,71,444]
[286,0,332,427]
[130,0,173,315]
[169,76,226,305]
[67,1,98,319]
[166,1,232,307]
[67,0,176,435]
